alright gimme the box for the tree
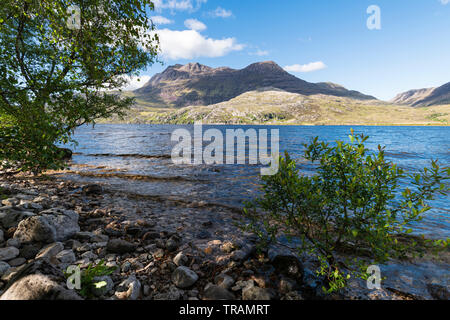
[0,0,159,173]
[242,130,449,293]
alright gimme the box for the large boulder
[0,259,82,300]
[13,208,79,244]
[0,274,81,300]
[13,216,56,243]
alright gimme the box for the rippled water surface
[69,124,449,239]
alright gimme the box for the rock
[124,225,141,236]
[221,241,236,253]
[20,244,41,260]
[0,207,34,229]
[8,257,26,267]
[152,248,165,259]
[6,238,21,248]
[268,247,303,280]
[279,278,298,294]
[203,284,235,300]
[153,285,183,300]
[282,291,304,300]
[231,280,254,292]
[13,216,56,244]
[55,250,76,265]
[0,247,20,261]
[74,231,94,241]
[92,275,114,297]
[121,261,131,273]
[173,252,188,266]
[57,147,72,160]
[242,286,272,300]
[0,229,4,243]
[196,230,211,239]
[427,284,450,300]
[40,208,80,241]
[80,251,98,261]
[172,266,199,289]
[0,261,10,276]
[142,231,159,241]
[36,242,64,261]
[115,275,141,300]
[106,239,137,254]
[166,238,180,252]
[82,184,103,195]
[214,274,235,290]
[0,274,82,300]
[1,198,19,207]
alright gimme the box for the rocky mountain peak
[176,62,212,74]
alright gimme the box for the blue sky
[129,0,450,101]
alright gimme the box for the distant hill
[391,82,450,107]
[133,61,377,108]
[138,88,449,126]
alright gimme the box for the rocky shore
[0,175,448,300]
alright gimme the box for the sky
[126,0,450,101]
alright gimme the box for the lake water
[68,124,450,239]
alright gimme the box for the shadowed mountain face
[391,82,450,107]
[134,61,377,108]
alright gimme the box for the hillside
[133,61,376,108]
[391,82,450,107]
[109,88,449,126]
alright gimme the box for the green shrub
[241,130,449,293]
[65,260,117,298]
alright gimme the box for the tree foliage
[0,0,159,173]
[242,130,449,293]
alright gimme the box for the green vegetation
[426,113,448,124]
[241,130,449,293]
[65,260,116,298]
[0,0,159,173]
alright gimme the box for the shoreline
[1,173,448,300]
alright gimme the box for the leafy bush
[65,260,117,298]
[242,130,449,293]
[0,0,159,173]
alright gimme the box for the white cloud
[184,19,207,31]
[208,6,233,18]
[439,0,449,4]
[156,28,244,60]
[120,75,151,91]
[284,61,327,73]
[250,49,269,56]
[153,0,207,12]
[152,16,174,25]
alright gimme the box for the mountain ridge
[134,61,377,108]
[391,82,450,107]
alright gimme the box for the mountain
[391,82,450,107]
[134,61,377,108]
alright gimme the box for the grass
[101,89,450,126]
